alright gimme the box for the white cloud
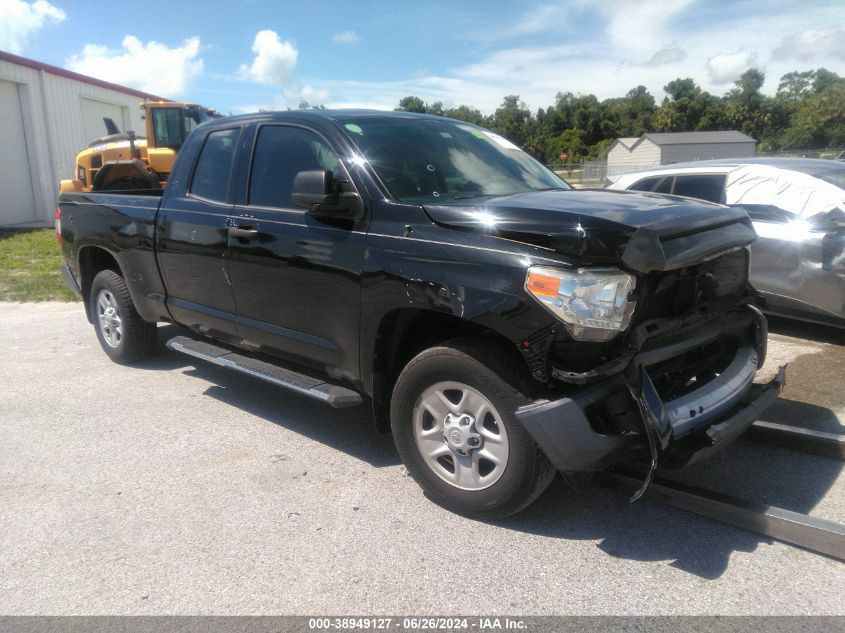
[639,43,686,67]
[0,0,65,54]
[772,28,845,63]
[601,0,696,55]
[297,84,330,102]
[238,30,298,85]
[333,30,359,44]
[455,44,588,82]
[234,83,332,113]
[706,49,758,85]
[504,3,569,36]
[66,35,203,97]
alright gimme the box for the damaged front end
[516,220,786,499]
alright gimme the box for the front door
[227,123,366,379]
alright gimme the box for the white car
[608,158,845,330]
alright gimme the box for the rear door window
[190,128,240,202]
[672,174,726,203]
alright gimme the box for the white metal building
[0,51,167,227]
[606,131,757,177]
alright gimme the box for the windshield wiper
[452,193,500,200]
[453,187,568,200]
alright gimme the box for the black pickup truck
[58,110,784,517]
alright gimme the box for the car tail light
[55,207,62,243]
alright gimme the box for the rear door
[157,126,242,342]
[227,123,366,377]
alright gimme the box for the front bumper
[516,307,785,474]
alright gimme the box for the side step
[166,336,363,408]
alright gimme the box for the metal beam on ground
[747,421,845,460]
[599,470,845,561]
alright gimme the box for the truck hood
[422,189,757,272]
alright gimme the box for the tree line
[385,68,845,164]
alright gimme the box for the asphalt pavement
[0,302,843,615]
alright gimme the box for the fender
[359,200,565,397]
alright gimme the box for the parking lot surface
[1,302,843,615]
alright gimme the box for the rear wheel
[391,341,555,518]
[90,269,158,364]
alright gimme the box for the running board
[166,336,363,408]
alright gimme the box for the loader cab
[145,103,219,175]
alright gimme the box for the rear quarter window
[628,176,663,192]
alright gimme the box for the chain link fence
[755,148,844,159]
[547,160,608,188]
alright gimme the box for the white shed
[0,51,168,227]
[606,131,757,177]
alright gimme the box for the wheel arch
[77,245,122,323]
[368,308,535,432]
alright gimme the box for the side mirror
[291,169,362,219]
[291,170,336,208]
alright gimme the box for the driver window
[249,126,342,208]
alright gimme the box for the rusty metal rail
[599,469,845,561]
[746,420,845,459]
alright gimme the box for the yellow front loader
[60,101,219,193]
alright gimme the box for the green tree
[724,68,770,140]
[546,128,587,163]
[443,105,484,125]
[781,83,845,148]
[653,77,719,132]
[297,101,326,110]
[488,95,534,147]
[396,96,426,113]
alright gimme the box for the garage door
[82,98,126,143]
[0,80,37,226]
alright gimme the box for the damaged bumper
[516,306,786,485]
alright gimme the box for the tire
[89,269,158,364]
[391,340,556,519]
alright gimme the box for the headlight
[525,266,636,341]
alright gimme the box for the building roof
[615,137,639,149]
[0,50,169,102]
[642,131,757,145]
[604,137,640,156]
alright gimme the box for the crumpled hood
[423,189,757,272]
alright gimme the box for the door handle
[228,226,258,239]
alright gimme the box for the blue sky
[2,0,844,115]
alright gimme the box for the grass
[0,228,79,302]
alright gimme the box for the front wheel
[391,341,555,518]
[89,269,158,364]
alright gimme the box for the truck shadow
[767,316,843,345]
[139,324,842,581]
[135,325,400,469]
[500,427,843,579]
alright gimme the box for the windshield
[813,167,845,191]
[337,116,569,203]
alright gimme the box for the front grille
[633,249,749,323]
[647,340,734,401]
